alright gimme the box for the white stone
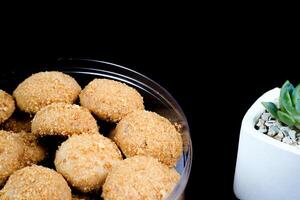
[274,132,284,141]
[282,137,293,144]
[289,130,297,141]
[256,119,264,127]
[265,120,277,127]
[259,127,267,133]
[267,130,277,137]
[261,112,271,121]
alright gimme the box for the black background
[1,12,299,199]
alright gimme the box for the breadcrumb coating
[0,165,72,200]
[112,110,183,167]
[13,71,81,113]
[0,130,24,186]
[102,156,180,200]
[80,79,144,122]
[55,133,122,193]
[0,90,15,124]
[17,131,46,167]
[32,103,98,137]
[1,114,32,133]
[0,130,46,186]
[0,72,184,199]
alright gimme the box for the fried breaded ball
[0,165,72,200]
[0,114,32,133]
[0,90,15,124]
[80,79,144,122]
[0,130,24,186]
[0,130,46,186]
[112,110,183,167]
[55,133,122,193]
[13,71,81,113]
[32,103,98,137]
[17,131,46,166]
[102,156,180,200]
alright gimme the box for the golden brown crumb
[0,90,15,124]
[1,114,32,133]
[0,165,72,200]
[16,131,46,167]
[80,79,144,122]
[0,130,46,186]
[0,130,24,186]
[55,133,122,193]
[13,71,81,113]
[32,103,98,137]
[102,156,180,200]
[112,110,183,167]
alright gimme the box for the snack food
[17,131,46,166]
[80,79,144,122]
[13,71,81,113]
[0,130,24,186]
[55,133,122,192]
[0,113,32,133]
[102,156,180,200]
[0,130,46,186]
[0,90,15,124]
[0,69,186,199]
[112,110,183,167]
[0,165,72,200]
[32,103,98,137]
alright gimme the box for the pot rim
[242,87,300,156]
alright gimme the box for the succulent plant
[262,80,300,130]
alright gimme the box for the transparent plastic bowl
[0,58,192,200]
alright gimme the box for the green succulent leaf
[280,80,294,112]
[262,102,278,119]
[277,111,296,127]
[281,89,294,115]
[292,114,300,124]
[292,83,300,113]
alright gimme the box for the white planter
[234,88,300,200]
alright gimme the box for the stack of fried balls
[0,71,183,200]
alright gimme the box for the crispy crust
[112,110,183,167]
[32,103,98,137]
[0,90,15,124]
[0,130,24,186]
[13,71,81,113]
[80,79,144,122]
[17,131,46,167]
[1,114,32,133]
[0,165,72,200]
[55,133,122,193]
[0,130,46,186]
[102,156,180,200]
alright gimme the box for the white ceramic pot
[234,88,300,200]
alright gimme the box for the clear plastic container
[0,58,192,200]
